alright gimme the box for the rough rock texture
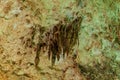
[0,0,85,80]
[0,0,120,80]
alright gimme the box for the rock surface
[0,0,85,80]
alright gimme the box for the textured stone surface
[0,0,120,80]
[0,0,84,80]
